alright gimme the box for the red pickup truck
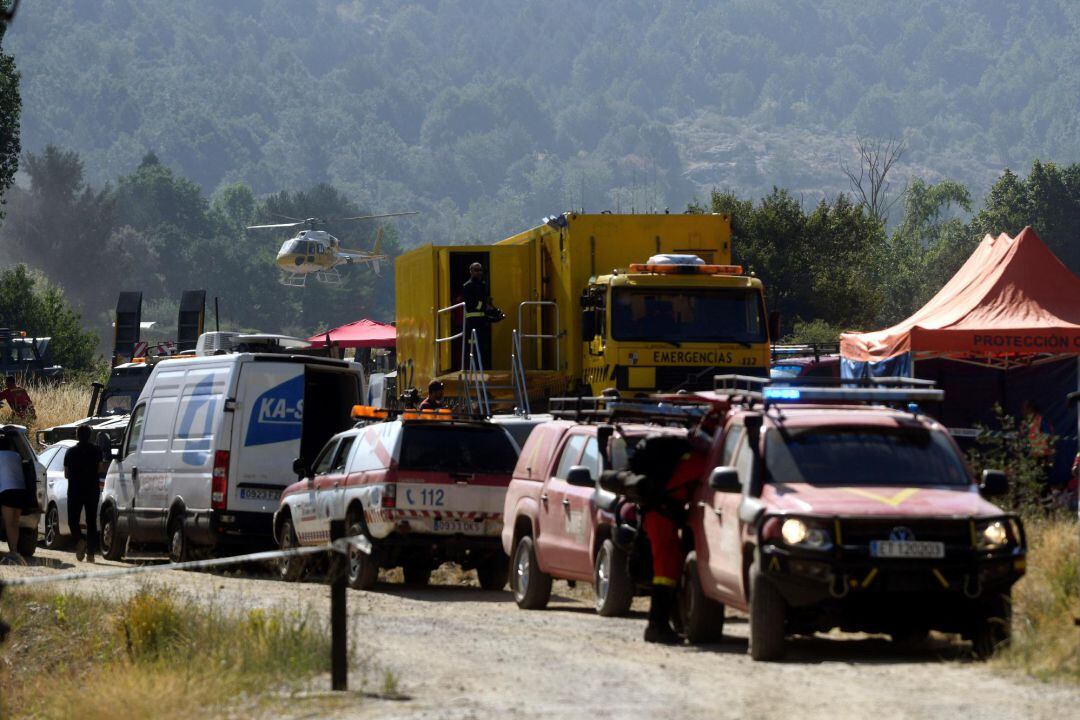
[678,384,1025,661]
[501,419,686,615]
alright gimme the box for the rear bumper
[185,509,274,548]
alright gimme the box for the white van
[100,353,364,562]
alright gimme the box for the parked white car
[37,439,82,549]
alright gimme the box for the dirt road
[3,549,1077,719]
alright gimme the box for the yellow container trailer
[394,213,773,406]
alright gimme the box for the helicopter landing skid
[314,268,344,285]
[280,272,308,287]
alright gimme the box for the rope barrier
[0,535,371,588]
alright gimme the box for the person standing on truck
[0,376,34,421]
[462,262,493,369]
[419,380,445,411]
[64,425,106,563]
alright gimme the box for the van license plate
[433,519,483,534]
[870,540,945,559]
[239,487,281,501]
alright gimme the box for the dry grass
[0,585,336,719]
[995,517,1080,682]
[0,379,92,443]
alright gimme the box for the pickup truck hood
[762,483,1003,518]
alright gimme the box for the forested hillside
[7,0,1080,245]
[5,1,1080,363]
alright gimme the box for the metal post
[329,519,348,691]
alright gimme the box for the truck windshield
[611,288,766,344]
[399,425,519,474]
[765,426,970,486]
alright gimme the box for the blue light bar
[763,387,801,400]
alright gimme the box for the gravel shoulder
[3,549,1077,720]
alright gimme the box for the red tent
[841,227,1080,366]
[307,319,396,349]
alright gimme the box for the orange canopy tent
[307,319,396,349]
[841,227,1080,368]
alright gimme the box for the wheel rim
[102,514,114,553]
[171,527,183,561]
[514,542,530,598]
[348,524,364,582]
[279,523,294,575]
[595,546,610,607]
[45,507,57,546]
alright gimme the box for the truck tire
[44,503,68,550]
[17,527,37,558]
[594,539,633,616]
[167,514,189,564]
[403,555,432,587]
[972,593,1012,660]
[511,535,551,609]
[346,520,378,590]
[477,554,509,591]
[679,552,725,643]
[100,505,124,561]
[277,518,306,582]
[749,562,786,661]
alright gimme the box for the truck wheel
[167,514,189,564]
[346,521,378,590]
[277,518,306,582]
[749,562,786,661]
[594,539,633,616]
[44,504,68,550]
[403,556,432,587]
[511,535,551,609]
[100,506,124,561]
[477,554,509,591]
[17,527,37,558]
[972,593,1012,660]
[679,552,725,643]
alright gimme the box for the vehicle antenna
[214,296,220,332]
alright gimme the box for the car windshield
[399,425,519,474]
[770,364,803,379]
[765,426,970,486]
[611,288,766,344]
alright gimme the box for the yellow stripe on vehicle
[860,568,878,588]
[931,568,950,589]
[840,487,920,507]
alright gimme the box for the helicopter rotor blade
[246,222,304,230]
[333,211,418,222]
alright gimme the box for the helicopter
[246,212,417,287]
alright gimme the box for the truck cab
[581,255,771,393]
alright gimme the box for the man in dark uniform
[462,262,493,369]
[64,425,106,563]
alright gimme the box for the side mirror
[980,469,1008,498]
[709,466,741,492]
[1068,391,1080,407]
[768,311,782,343]
[292,457,309,479]
[566,465,594,488]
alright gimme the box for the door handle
[540,493,549,504]
[699,500,722,519]
[562,498,571,509]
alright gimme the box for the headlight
[780,518,832,550]
[979,520,1009,550]
[781,518,808,544]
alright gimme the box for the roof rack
[548,395,709,426]
[770,342,839,362]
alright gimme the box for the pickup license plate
[433,519,483,534]
[870,540,945,559]
[239,487,281,501]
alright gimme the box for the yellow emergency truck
[394,213,774,407]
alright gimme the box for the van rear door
[232,360,361,515]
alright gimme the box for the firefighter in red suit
[642,432,710,644]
